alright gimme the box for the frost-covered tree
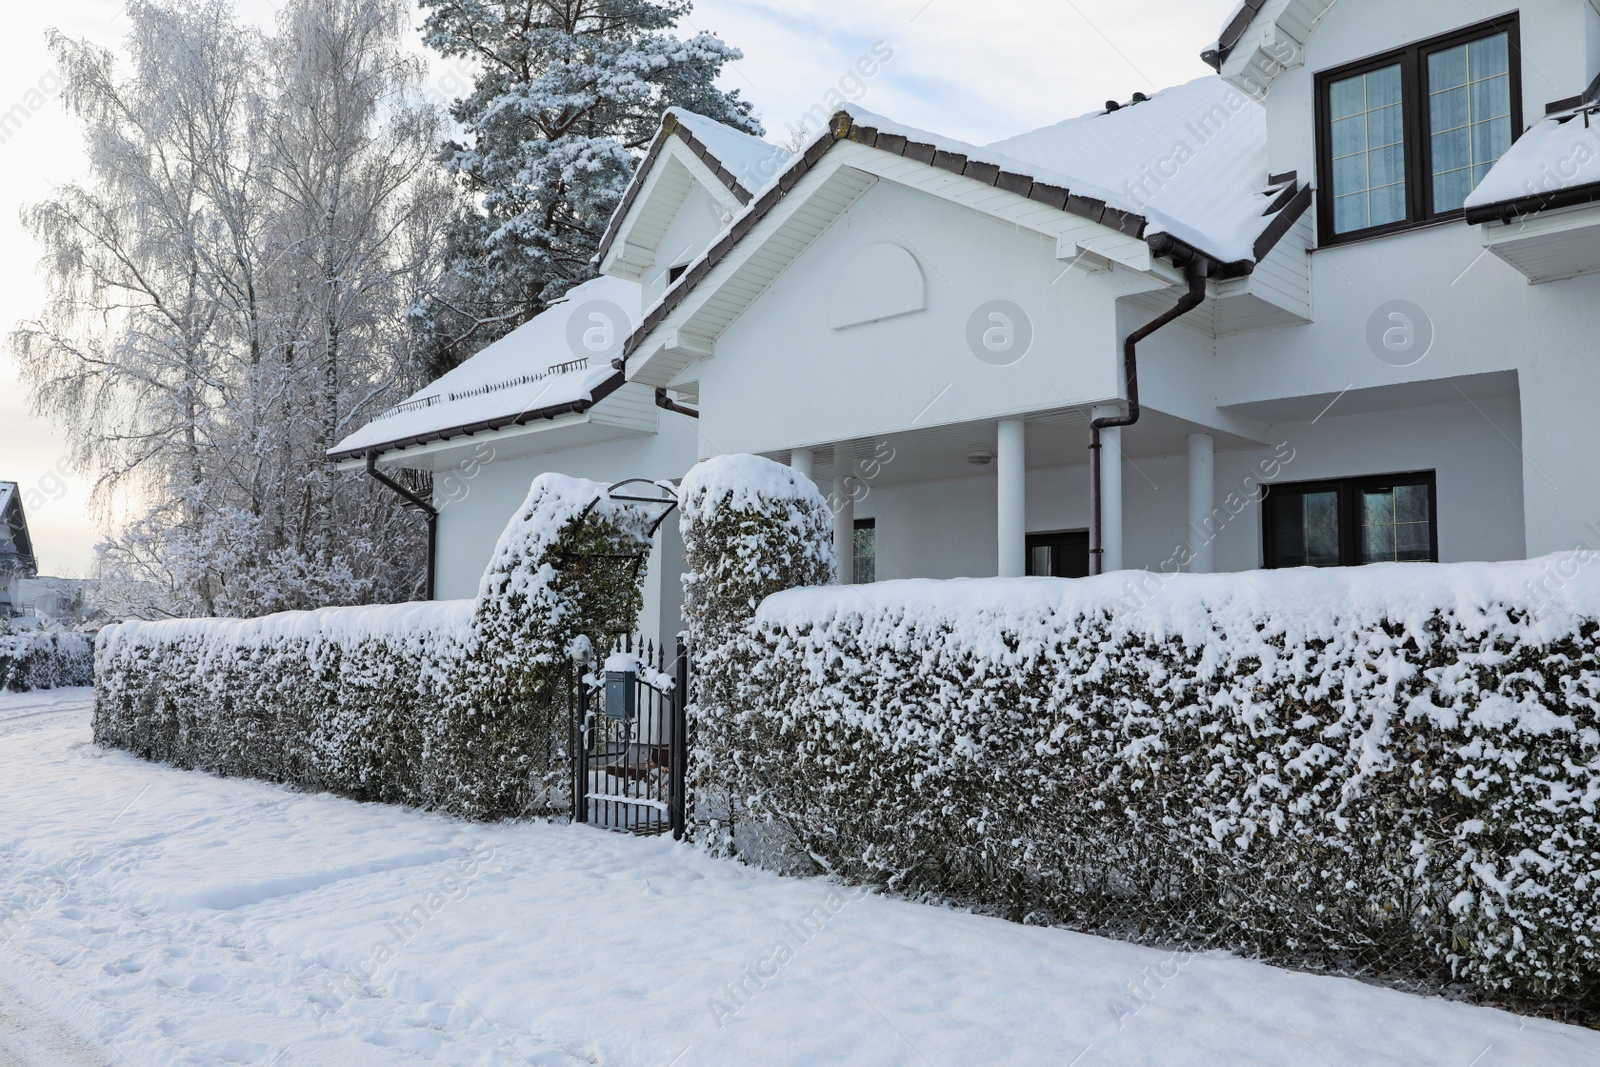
[415,0,759,371]
[12,0,455,619]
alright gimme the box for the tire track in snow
[0,970,115,1067]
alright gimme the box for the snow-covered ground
[1,690,1595,1067]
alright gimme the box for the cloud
[693,0,1232,144]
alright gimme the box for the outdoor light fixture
[967,449,994,466]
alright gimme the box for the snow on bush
[437,474,653,818]
[0,625,94,691]
[95,475,655,818]
[732,560,1600,1006]
[679,454,835,846]
[95,601,471,803]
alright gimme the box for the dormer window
[1316,16,1521,244]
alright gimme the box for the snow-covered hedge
[679,454,835,845]
[0,626,94,691]
[94,601,471,803]
[95,474,654,818]
[438,474,651,818]
[733,560,1600,1006]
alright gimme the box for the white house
[334,1,1600,638]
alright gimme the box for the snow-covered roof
[349,85,1307,459]
[328,276,639,461]
[593,109,789,271]
[664,108,790,198]
[342,110,792,461]
[619,86,1308,369]
[984,77,1277,265]
[1464,102,1600,222]
[787,76,1286,267]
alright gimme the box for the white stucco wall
[639,174,730,309]
[430,416,701,646]
[694,179,1160,458]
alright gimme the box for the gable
[675,178,1166,458]
[599,138,747,283]
[597,110,789,285]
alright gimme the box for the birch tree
[13,0,454,618]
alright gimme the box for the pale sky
[0,0,1233,576]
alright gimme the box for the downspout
[655,387,700,419]
[1089,254,1213,575]
[365,452,438,601]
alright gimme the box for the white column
[1093,404,1124,573]
[1187,433,1215,574]
[832,475,855,585]
[790,447,814,482]
[997,418,1027,578]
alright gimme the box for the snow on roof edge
[1463,101,1600,218]
[328,276,640,459]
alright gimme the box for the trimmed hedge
[0,627,94,691]
[678,454,835,848]
[94,474,653,818]
[731,562,1600,1010]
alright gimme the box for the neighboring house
[336,2,1600,636]
[0,481,39,618]
[0,483,88,625]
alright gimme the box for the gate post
[669,636,689,840]
[575,677,590,824]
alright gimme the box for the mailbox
[604,668,637,720]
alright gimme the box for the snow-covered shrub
[437,474,653,819]
[679,454,834,845]
[95,475,655,818]
[0,625,94,691]
[733,561,1600,1007]
[95,601,471,803]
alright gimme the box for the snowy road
[0,689,1596,1066]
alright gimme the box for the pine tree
[416,0,759,372]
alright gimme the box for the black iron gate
[574,636,689,837]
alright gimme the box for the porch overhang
[1471,196,1600,283]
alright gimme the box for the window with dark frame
[852,518,876,584]
[1026,530,1090,579]
[1263,472,1438,569]
[1317,16,1521,244]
